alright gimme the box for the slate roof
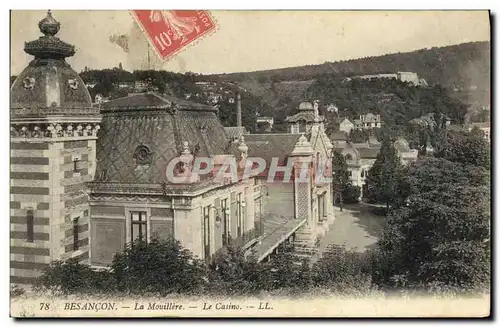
[329,131,348,141]
[244,133,301,164]
[285,112,325,123]
[224,126,248,140]
[356,147,380,159]
[93,92,230,186]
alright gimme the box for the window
[73,217,79,251]
[348,171,352,177]
[26,208,34,242]
[345,154,353,161]
[73,158,81,173]
[361,170,365,178]
[291,124,299,134]
[131,211,147,243]
[203,206,211,260]
[237,193,243,238]
[221,199,229,246]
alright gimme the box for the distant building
[208,93,222,104]
[397,72,420,85]
[116,82,134,89]
[344,71,423,86]
[285,101,325,134]
[339,118,355,133]
[354,113,382,129]
[468,122,491,142]
[333,135,417,199]
[256,117,274,132]
[134,80,148,92]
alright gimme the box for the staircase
[292,225,318,259]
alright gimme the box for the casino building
[10,11,335,285]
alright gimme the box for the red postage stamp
[131,10,217,61]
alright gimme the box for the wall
[10,136,96,284]
[263,182,295,219]
[89,178,258,265]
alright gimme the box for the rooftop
[92,92,230,188]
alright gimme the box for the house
[468,122,491,142]
[256,117,274,132]
[134,80,148,92]
[333,135,416,199]
[339,118,354,133]
[208,93,223,104]
[285,101,325,134]
[353,113,382,129]
[116,82,134,89]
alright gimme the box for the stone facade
[89,180,256,265]
[10,11,101,284]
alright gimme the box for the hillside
[204,41,490,107]
[207,41,489,88]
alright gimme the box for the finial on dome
[237,135,248,157]
[38,9,60,37]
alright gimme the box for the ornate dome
[11,10,93,115]
[298,102,313,111]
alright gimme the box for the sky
[10,10,490,75]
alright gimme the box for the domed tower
[10,11,100,285]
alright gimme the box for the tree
[436,130,490,169]
[331,150,350,211]
[374,161,490,293]
[343,184,361,204]
[348,129,369,143]
[364,140,402,210]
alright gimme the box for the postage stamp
[131,10,217,61]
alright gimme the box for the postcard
[9,10,491,318]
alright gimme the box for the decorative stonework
[200,123,208,135]
[10,123,100,138]
[90,193,168,204]
[296,181,310,219]
[22,77,35,90]
[133,145,153,165]
[67,78,79,90]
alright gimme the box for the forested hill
[205,41,490,90]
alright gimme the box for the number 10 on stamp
[131,10,217,61]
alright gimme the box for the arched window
[345,153,353,161]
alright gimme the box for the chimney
[236,92,242,127]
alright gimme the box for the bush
[10,285,25,298]
[207,244,263,295]
[259,246,312,294]
[312,245,374,294]
[34,258,114,295]
[111,238,206,295]
[343,184,361,204]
